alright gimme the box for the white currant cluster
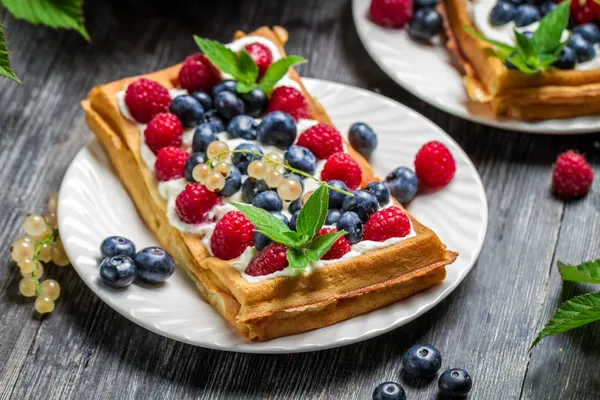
[10,193,70,314]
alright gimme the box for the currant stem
[31,233,55,294]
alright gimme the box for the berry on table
[244,42,273,78]
[34,296,55,314]
[372,381,407,400]
[134,247,175,283]
[23,214,48,238]
[408,8,444,42]
[155,146,189,181]
[240,88,268,117]
[175,183,221,224]
[336,211,364,244]
[385,166,419,204]
[185,152,207,182]
[414,141,455,189]
[99,255,137,289]
[232,143,264,174]
[254,211,289,251]
[514,4,541,27]
[51,239,70,267]
[169,95,204,127]
[245,242,289,276]
[242,178,270,203]
[179,54,221,93]
[321,152,363,190]
[284,145,317,174]
[257,111,298,150]
[438,368,473,398]
[552,150,594,197]
[19,278,37,297]
[365,181,391,206]
[40,279,61,300]
[315,228,351,260]
[266,86,309,121]
[144,112,183,154]
[402,344,442,377]
[489,2,516,26]
[296,123,344,160]
[363,206,411,241]
[100,236,136,259]
[192,122,218,153]
[369,0,413,28]
[11,236,35,262]
[210,211,254,260]
[227,115,258,140]
[191,91,213,111]
[348,122,378,158]
[252,190,283,212]
[124,78,171,123]
[214,91,245,120]
[327,180,350,209]
[342,190,379,222]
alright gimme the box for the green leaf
[558,260,600,284]
[2,0,90,41]
[305,231,347,263]
[257,55,307,92]
[231,202,300,247]
[0,25,19,83]
[236,81,254,94]
[531,292,600,349]
[506,52,539,74]
[295,185,329,243]
[194,36,240,78]
[463,25,516,53]
[238,49,259,87]
[533,0,570,55]
[287,247,310,269]
[514,30,536,64]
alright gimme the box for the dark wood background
[1,0,599,399]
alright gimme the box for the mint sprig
[558,259,600,284]
[232,184,347,270]
[0,25,19,83]
[463,1,570,74]
[194,35,307,94]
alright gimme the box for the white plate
[352,0,600,134]
[58,78,487,353]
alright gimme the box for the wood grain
[0,1,599,399]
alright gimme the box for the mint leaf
[533,0,570,54]
[238,49,258,89]
[295,185,328,243]
[305,231,347,263]
[231,202,301,247]
[0,25,19,83]
[194,36,241,78]
[514,30,536,65]
[287,248,310,269]
[463,25,516,53]
[236,81,254,94]
[559,260,600,284]
[506,52,538,74]
[531,292,600,349]
[2,0,90,41]
[257,55,307,92]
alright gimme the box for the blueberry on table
[191,91,213,111]
[134,247,175,284]
[218,164,242,197]
[325,209,342,226]
[365,181,391,206]
[573,23,600,44]
[169,95,204,127]
[211,79,237,98]
[284,145,317,174]
[100,236,136,258]
[256,111,297,150]
[514,4,540,27]
[327,180,350,209]
[414,0,438,10]
[184,152,207,182]
[242,178,270,203]
[553,46,577,70]
[254,211,289,251]
[385,166,419,205]
[408,8,444,42]
[192,122,218,153]
[199,110,225,133]
[227,115,258,140]
[341,190,379,222]
[336,211,364,244]
[252,190,283,212]
[348,122,378,158]
[438,368,473,398]
[240,88,268,117]
[100,256,136,288]
[215,91,244,120]
[402,344,442,378]
[232,143,263,174]
[372,382,407,400]
[567,33,596,63]
[489,2,516,26]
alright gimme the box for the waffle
[81,26,457,341]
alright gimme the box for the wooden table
[1,1,599,399]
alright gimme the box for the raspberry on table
[210,211,255,260]
[154,146,189,182]
[245,242,289,276]
[321,152,363,190]
[296,123,344,160]
[175,183,221,224]
[414,141,456,189]
[178,54,221,93]
[266,86,309,121]
[124,78,171,123]
[244,42,273,79]
[363,206,411,242]
[369,0,414,28]
[552,150,594,198]
[144,112,184,154]
[314,228,351,260]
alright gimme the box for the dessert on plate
[81,26,457,341]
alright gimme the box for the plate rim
[59,77,488,353]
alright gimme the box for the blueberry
[327,180,350,209]
[257,111,297,150]
[254,211,289,251]
[100,236,136,258]
[567,33,596,63]
[365,181,391,206]
[385,167,419,204]
[232,143,263,174]
[252,190,282,212]
[184,152,207,182]
[414,0,438,9]
[348,122,378,158]
[504,0,522,6]
[99,255,136,288]
[227,115,258,140]
[325,209,342,226]
[199,110,225,133]
[134,247,175,284]
[341,190,379,222]
[514,4,540,27]
[336,211,363,244]
[242,178,270,203]
[438,369,473,398]
[553,46,577,70]
[284,145,317,174]
[169,95,204,127]
[372,382,407,400]
[192,123,218,153]
[218,164,242,197]
[408,8,443,42]
[489,2,516,26]
[289,198,302,214]
[573,23,600,44]
[211,80,237,98]
[289,210,300,231]
[240,88,268,117]
[191,91,213,111]
[215,91,244,120]
[402,344,442,378]
[539,1,557,16]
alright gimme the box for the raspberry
[175,183,220,224]
[296,123,344,160]
[178,54,221,93]
[575,5,596,24]
[144,113,184,154]
[370,0,413,28]
[154,146,188,182]
[266,86,309,121]
[321,152,363,190]
[210,211,255,260]
[552,150,594,197]
[314,228,351,260]
[124,78,171,123]
[245,242,289,276]
[244,43,273,79]
[414,141,456,189]
[363,206,411,242]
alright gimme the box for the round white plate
[58,78,487,353]
[352,0,600,134]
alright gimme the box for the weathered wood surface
[1,1,599,399]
